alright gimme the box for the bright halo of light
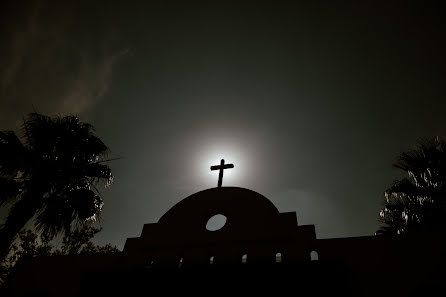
[194,142,247,188]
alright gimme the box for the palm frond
[83,163,113,186]
[378,137,446,235]
[0,131,26,178]
[68,188,104,224]
[1,112,114,254]
[23,113,109,160]
[34,194,74,238]
[35,188,104,238]
[394,137,446,188]
[0,178,22,206]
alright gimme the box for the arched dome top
[125,187,310,253]
[158,187,279,229]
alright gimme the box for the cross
[210,159,234,187]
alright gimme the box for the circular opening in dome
[206,214,227,231]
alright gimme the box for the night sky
[2,1,446,249]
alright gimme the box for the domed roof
[157,187,280,235]
[125,186,311,254]
[160,187,278,222]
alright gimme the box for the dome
[124,186,313,258]
[157,187,280,236]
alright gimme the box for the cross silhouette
[210,159,234,187]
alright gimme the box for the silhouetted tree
[377,137,446,235]
[0,113,113,261]
[54,225,119,255]
[0,225,119,287]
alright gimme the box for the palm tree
[0,113,113,260]
[377,137,446,235]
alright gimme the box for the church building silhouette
[4,160,446,297]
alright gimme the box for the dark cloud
[0,1,128,130]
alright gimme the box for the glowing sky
[2,1,446,249]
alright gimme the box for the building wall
[4,187,445,296]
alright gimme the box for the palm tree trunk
[0,195,40,261]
